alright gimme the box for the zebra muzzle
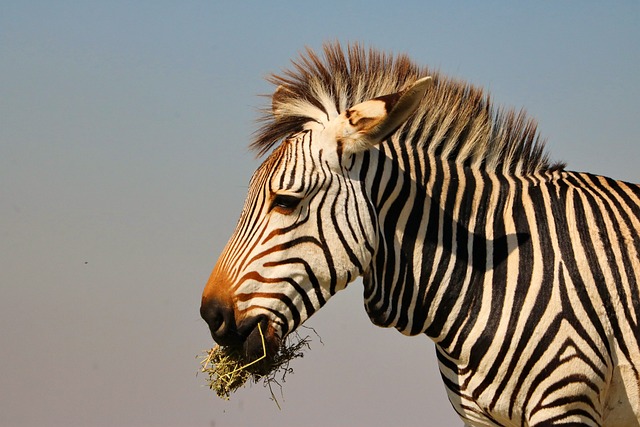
[200,297,244,347]
[200,297,281,366]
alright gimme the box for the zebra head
[200,77,432,360]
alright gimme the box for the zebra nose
[200,298,244,347]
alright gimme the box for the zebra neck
[360,149,561,345]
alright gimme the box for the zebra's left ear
[337,76,432,154]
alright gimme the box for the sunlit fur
[203,42,640,426]
[255,42,565,174]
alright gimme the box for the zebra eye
[270,194,302,214]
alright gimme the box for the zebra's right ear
[337,76,432,154]
[272,85,290,117]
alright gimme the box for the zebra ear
[272,85,291,117]
[337,76,432,154]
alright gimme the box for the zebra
[200,42,640,426]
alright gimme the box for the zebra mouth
[239,316,282,372]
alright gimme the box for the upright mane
[253,42,565,174]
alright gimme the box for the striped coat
[201,42,640,426]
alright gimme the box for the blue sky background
[1,2,638,426]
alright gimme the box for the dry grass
[199,324,312,407]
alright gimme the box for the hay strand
[199,324,311,405]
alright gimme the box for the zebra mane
[253,42,565,174]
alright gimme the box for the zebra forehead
[249,142,289,187]
[252,136,305,183]
[250,41,565,174]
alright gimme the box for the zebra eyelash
[269,193,303,214]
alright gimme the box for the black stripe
[507,180,556,417]
[388,137,418,330]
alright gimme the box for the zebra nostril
[200,299,243,346]
[213,316,225,334]
[205,310,225,334]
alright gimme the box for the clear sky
[1,2,638,427]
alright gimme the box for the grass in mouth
[199,323,313,407]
